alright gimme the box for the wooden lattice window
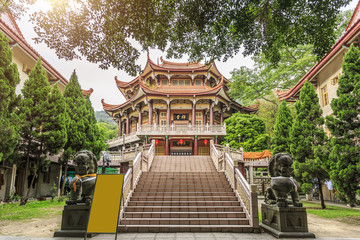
[195,80,202,86]
[161,79,167,86]
[321,85,329,106]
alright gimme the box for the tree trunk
[57,164,62,197]
[318,178,326,209]
[20,139,32,197]
[61,162,68,195]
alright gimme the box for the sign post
[85,174,124,240]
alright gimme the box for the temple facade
[103,56,257,155]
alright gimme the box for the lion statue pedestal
[260,153,315,238]
[54,150,98,238]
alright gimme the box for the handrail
[119,140,156,219]
[210,141,259,229]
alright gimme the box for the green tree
[271,100,293,154]
[255,92,281,137]
[229,9,352,105]
[84,97,106,159]
[61,71,88,194]
[18,59,67,204]
[222,113,269,152]
[0,32,20,163]
[290,80,328,209]
[31,0,350,75]
[229,44,317,105]
[97,122,118,141]
[326,44,360,206]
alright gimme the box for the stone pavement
[0,233,360,240]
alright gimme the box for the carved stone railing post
[250,184,259,228]
[129,159,134,190]
[233,159,238,190]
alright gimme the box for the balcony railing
[136,124,226,136]
[107,132,139,148]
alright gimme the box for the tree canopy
[326,44,360,206]
[0,31,20,163]
[228,9,352,105]
[30,0,351,75]
[222,113,269,152]
[271,100,293,154]
[18,59,68,202]
[290,80,328,209]
[229,44,317,105]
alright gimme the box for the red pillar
[167,102,171,125]
[203,109,207,125]
[138,110,142,126]
[165,136,169,155]
[126,113,130,134]
[215,136,218,144]
[192,102,196,125]
[118,119,122,136]
[194,136,198,155]
[145,136,148,145]
[155,109,159,125]
[209,100,214,126]
[220,106,224,124]
[149,100,153,126]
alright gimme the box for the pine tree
[61,71,89,194]
[0,32,20,163]
[84,97,106,159]
[271,100,293,154]
[290,80,328,209]
[326,44,360,206]
[18,59,67,204]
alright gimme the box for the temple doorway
[170,140,193,155]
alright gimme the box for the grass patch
[302,201,360,225]
[0,200,65,221]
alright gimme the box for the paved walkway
[0,233,359,240]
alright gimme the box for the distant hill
[95,110,116,126]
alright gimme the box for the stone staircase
[118,156,254,232]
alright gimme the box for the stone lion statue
[66,150,98,206]
[264,153,302,207]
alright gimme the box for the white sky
[17,0,359,111]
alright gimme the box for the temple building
[103,56,257,155]
[0,12,93,201]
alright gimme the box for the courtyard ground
[0,200,360,239]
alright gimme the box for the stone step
[124,212,246,218]
[131,192,236,197]
[127,201,241,206]
[119,218,249,225]
[133,188,233,192]
[125,206,244,212]
[130,196,239,201]
[117,225,255,233]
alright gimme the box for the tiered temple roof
[102,56,256,116]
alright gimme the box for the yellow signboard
[86,174,124,235]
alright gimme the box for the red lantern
[155,139,159,145]
[203,139,208,145]
[179,139,184,145]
